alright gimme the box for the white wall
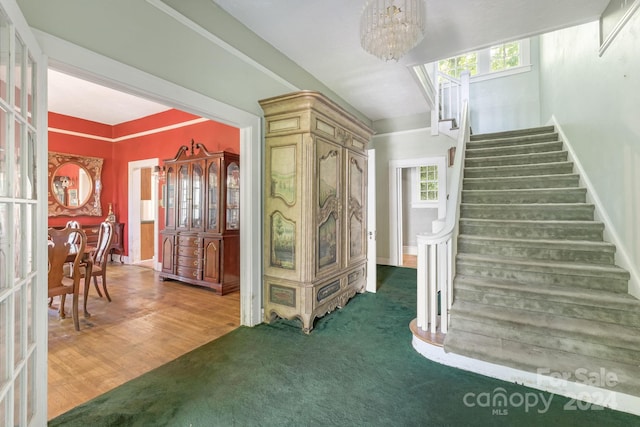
[539,16,640,296]
[370,128,454,263]
[469,37,542,134]
[402,168,438,249]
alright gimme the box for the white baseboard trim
[412,337,640,416]
[376,257,393,266]
[549,116,640,298]
[403,245,418,255]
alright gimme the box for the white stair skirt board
[411,338,640,417]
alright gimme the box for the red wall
[48,109,240,258]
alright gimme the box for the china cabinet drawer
[176,245,201,258]
[176,255,200,268]
[177,235,200,248]
[176,266,200,280]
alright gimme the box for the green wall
[539,16,640,296]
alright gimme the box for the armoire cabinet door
[345,150,367,266]
[315,137,342,275]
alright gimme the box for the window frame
[438,38,531,83]
[411,163,442,209]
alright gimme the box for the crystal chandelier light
[360,0,426,62]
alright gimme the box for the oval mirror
[48,152,104,217]
[51,163,93,208]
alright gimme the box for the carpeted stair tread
[466,132,559,149]
[456,253,629,293]
[461,187,587,204]
[458,218,605,240]
[465,140,563,158]
[457,253,629,278]
[457,234,615,264]
[465,151,568,168]
[454,275,640,327]
[464,161,575,178]
[470,125,555,141]
[461,202,595,221]
[449,300,640,350]
[454,274,640,309]
[443,329,640,397]
[463,173,580,190]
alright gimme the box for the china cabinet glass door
[191,163,203,229]
[207,160,219,232]
[226,162,239,230]
[177,165,189,229]
[165,167,175,228]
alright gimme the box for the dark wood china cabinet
[159,141,240,295]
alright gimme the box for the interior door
[0,1,48,425]
[366,149,377,292]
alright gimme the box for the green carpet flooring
[50,266,640,426]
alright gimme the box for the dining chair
[48,226,89,331]
[81,221,115,302]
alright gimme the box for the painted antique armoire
[259,91,373,332]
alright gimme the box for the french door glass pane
[0,12,7,102]
[0,109,6,197]
[27,130,35,199]
[14,119,21,198]
[26,55,34,125]
[14,36,23,114]
[13,287,23,368]
[13,203,21,280]
[27,278,35,345]
[27,354,35,422]
[0,202,6,289]
[0,298,7,382]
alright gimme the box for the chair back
[48,227,86,293]
[65,220,82,245]
[92,221,114,269]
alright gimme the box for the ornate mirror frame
[48,151,103,217]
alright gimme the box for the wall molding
[49,117,209,142]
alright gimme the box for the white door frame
[35,30,263,328]
[389,157,446,266]
[127,158,159,266]
[366,149,377,292]
[1,1,48,425]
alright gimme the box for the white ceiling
[48,69,171,126]
[47,0,610,125]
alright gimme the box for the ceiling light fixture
[360,0,426,62]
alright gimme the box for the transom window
[437,38,529,81]
[490,42,521,72]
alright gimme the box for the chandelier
[360,0,426,62]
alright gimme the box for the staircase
[443,125,640,397]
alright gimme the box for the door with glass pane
[0,1,47,425]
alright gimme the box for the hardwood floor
[403,254,417,268]
[47,263,240,420]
